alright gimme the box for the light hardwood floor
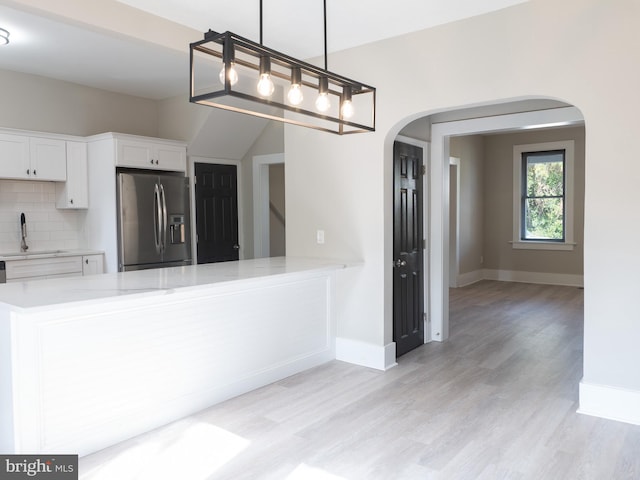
[80,281,640,479]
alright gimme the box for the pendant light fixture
[189,0,375,135]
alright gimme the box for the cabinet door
[56,141,88,209]
[6,256,83,281]
[116,139,154,169]
[0,134,30,179]
[30,137,67,181]
[116,138,186,172]
[82,255,104,275]
[155,144,187,171]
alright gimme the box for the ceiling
[0,0,529,100]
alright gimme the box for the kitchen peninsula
[0,257,345,456]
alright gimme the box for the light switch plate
[316,230,325,244]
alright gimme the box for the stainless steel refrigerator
[117,170,192,271]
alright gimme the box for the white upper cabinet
[29,137,67,181]
[56,141,88,209]
[116,138,186,172]
[0,134,30,179]
[0,134,67,181]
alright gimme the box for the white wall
[0,70,158,137]
[285,0,640,418]
[450,136,484,278]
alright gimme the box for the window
[513,141,574,250]
[521,150,565,241]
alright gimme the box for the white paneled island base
[0,257,344,456]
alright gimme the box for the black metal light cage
[190,30,376,135]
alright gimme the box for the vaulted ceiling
[0,0,529,100]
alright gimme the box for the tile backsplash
[0,179,85,253]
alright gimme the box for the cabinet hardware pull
[85,259,88,264]
[26,169,30,175]
[33,169,36,175]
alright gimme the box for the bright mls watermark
[0,455,77,480]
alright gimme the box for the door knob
[395,259,407,267]
[233,245,240,249]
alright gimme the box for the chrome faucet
[20,213,28,252]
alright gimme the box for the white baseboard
[482,269,583,287]
[336,337,397,371]
[456,270,484,287]
[578,381,640,426]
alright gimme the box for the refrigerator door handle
[154,183,162,254]
[160,183,168,252]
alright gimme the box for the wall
[450,135,484,280]
[157,94,210,143]
[0,180,84,253]
[449,161,458,287]
[285,0,640,416]
[0,70,158,137]
[483,126,585,276]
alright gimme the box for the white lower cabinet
[5,254,104,282]
[6,256,82,282]
[82,255,104,276]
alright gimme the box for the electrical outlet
[316,230,325,244]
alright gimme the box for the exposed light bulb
[288,67,304,106]
[316,77,331,112]
[219,63,238,86]
[288,84,304,105]
[340,86,354,118]
[341,99,354,118]
[315,93,331,112]
[257,73,275,97]
[256,56,275,97]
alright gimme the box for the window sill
[511,241,576,251]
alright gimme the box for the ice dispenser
[169,214,186,244]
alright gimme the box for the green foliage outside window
[522,151,565,240]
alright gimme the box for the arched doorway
[391,99,585,349]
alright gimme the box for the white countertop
[0,249,104,262]
[0,257,347,310]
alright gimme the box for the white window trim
[512,140,575,251]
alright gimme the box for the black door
[393,141,424,357]
[194,163,239,263]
